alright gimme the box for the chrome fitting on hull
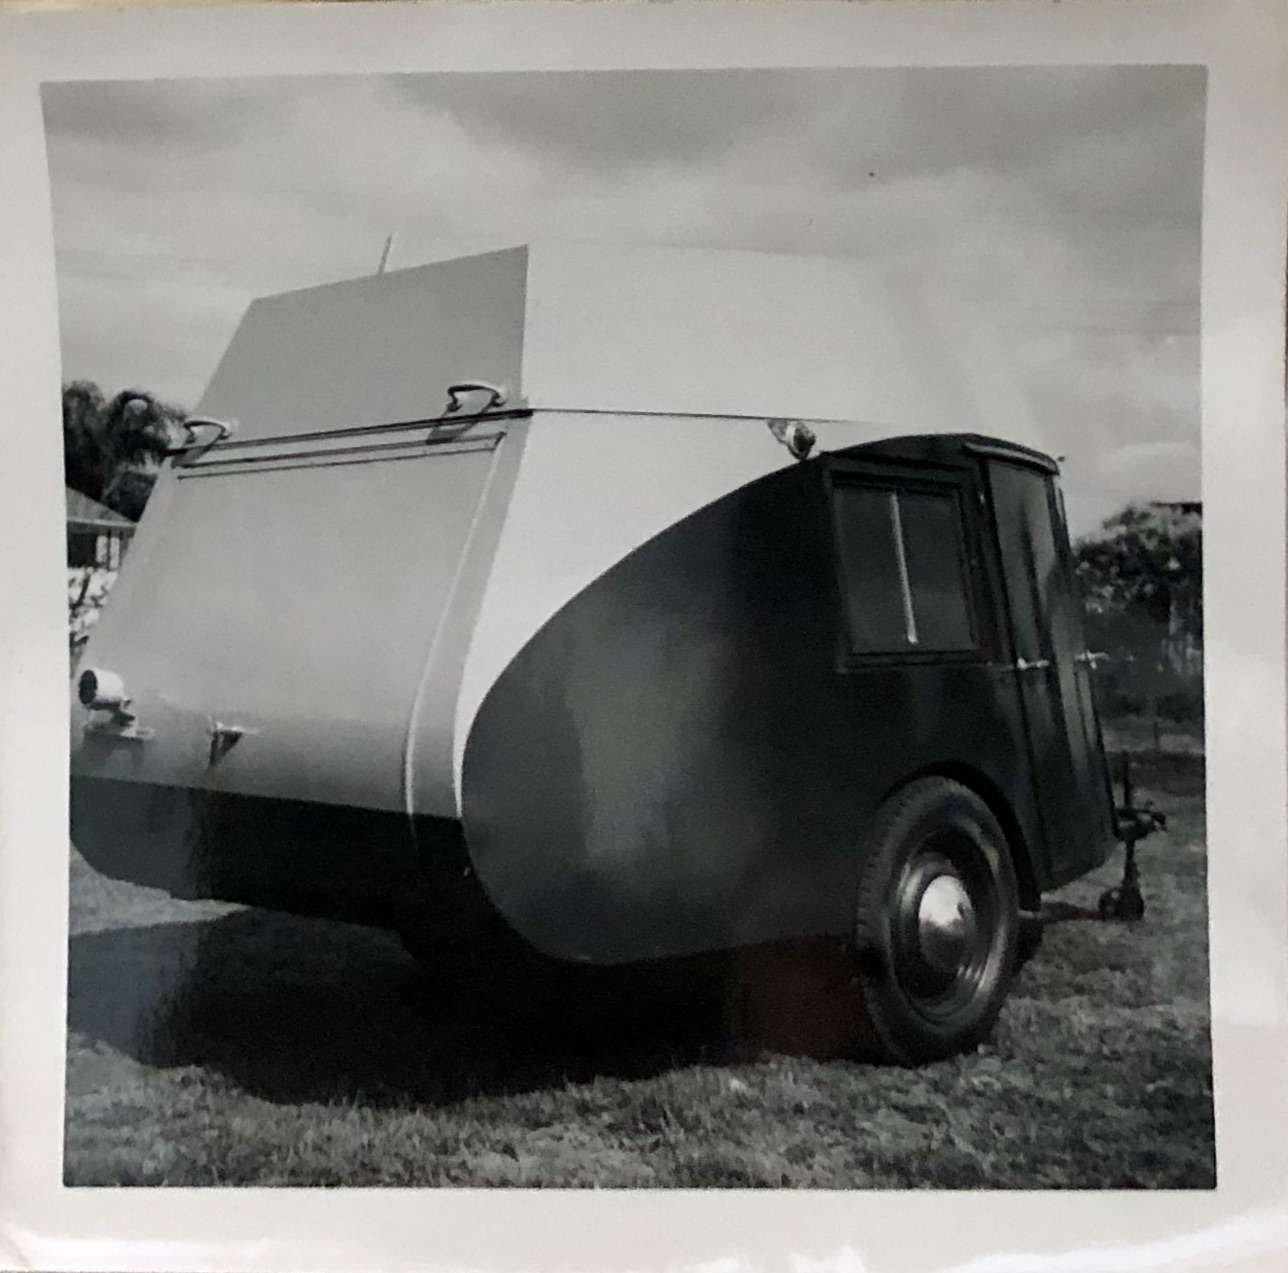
[76,667,154,742]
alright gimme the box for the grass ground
[64,749,1214,1189]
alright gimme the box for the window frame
[825,460,986,669]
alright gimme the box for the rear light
[77,667,127,711]
[76,667,154,742]
[767,418,816,461]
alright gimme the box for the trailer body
[70,245,1116,1057]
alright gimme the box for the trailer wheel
[852,776,1019,1065]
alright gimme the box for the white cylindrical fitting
[77,667,127,710]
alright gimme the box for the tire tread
[851,775,1019,1065]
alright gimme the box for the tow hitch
[1098,752,1166,921]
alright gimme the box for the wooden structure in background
[66,487,135,570]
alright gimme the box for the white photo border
[1,1,1285,1270]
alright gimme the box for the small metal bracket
[208,720,258,765]
[85,704,154,743]
[170,416,239,465]
[85,723,155,743]
[445,381,508,415]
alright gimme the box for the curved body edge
[68,243,1102,964]
[70,773,490,934]
[70,424,1111,962]
[460,436,1088,966]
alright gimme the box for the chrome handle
[1013,657,1051,672]
[445,381,508,415]
[169,415,238,465]
[184,415,237,443]
[1074,650,1109,667]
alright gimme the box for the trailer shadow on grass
[68,911,871,1108]
[64,902,1078,1112]
[67,751,1206,1115]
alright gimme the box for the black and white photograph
[47,60,1219,1192]
[3,0,1288,1268]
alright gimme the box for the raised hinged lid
[195,246,529,443]
[195,241,1037,446]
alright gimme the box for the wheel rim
[917,874,977,976]
[889,830,1002,1021]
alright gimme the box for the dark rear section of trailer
[462,433,1115,965]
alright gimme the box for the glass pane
[899,490,975,651]
[833,485,906,652]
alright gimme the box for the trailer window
[834,483,975,655]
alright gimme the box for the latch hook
[444,381,508,415]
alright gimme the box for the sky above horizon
[42,65,1204,535]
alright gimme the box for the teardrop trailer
[69,244,1161,1065]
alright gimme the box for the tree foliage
[63,379,187,520]
[1074,503,1203,719]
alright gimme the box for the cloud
[387,65,1204,197]
[391,68,819,174]
[1064,439,1201,537]
[41,77,292,158]
[42,66,1204,533]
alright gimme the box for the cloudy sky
[42,66,1204,534]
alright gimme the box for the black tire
[852,776,1020,1065]
[1015,912,1045,969]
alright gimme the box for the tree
[63,379,187,520]
[1074,502,1203,725]
[64,379,188,663]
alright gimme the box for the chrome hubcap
[916,874,976,976]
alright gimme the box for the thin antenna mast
[376,232,396,275]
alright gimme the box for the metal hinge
[85,717,155,743]
[208,720,258,765]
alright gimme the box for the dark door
[986,459,1115,880]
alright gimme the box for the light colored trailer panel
[521,243,997,426]
[196,247,528,441]
[448,410,871,802]
[75,430,508,814]
[518,243,1036,440]
[198,242,1040,444]
[79,243,1049,822]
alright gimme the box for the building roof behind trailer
[195,242,1041,449]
